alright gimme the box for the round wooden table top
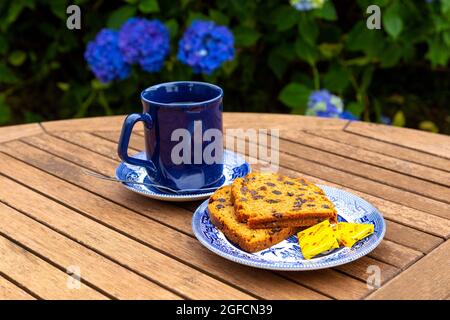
[0,113,449,300]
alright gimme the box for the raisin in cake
[207,185,297,253]
[231,172,337,229]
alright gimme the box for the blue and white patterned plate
[115,150,250,202]
[192,185,385,270]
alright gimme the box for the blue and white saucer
[192,185,385,270]
[115,150,251,202]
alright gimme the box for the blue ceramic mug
[118,81,224,191]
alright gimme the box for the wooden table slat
[368,240,423,270]
[367,240,450,300]
[307,129,450,172]
[345,121,450,160]
[0,123,43,144]
[383,220,443,254]
[334,256,399,285]
[0,234,107,300]
[94,130,144,152]
[281,130,450,187]
[280,269,369,300]
[0,275,35,300]
[0,202,180,300]
[276,138,450,204]
[54,131,122,161]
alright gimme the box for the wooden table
[0,113,449,300]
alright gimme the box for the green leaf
[295,36,318,65]
[0,35,8,55]
[180,0,191,8]
[392,110,405,127]
[165,19,179,38]
[5,0,35,27]
[8,50,26,66]
[298,15,319,45]
[419,121,439,133]
[291,72,314,88]
[57,82,70,91]
[273,6,299,31]
[278,83,312,113]
[361,65,374,91]
[426,36,450,66]
[379,44,403,68]
[24,111,44,123]
[234,26,260,47]
[209,9,229,25]
[138,0,159,13]
[444,31,450,46]
[442,0,450,14]
[91,79,110,90]
[345,56,372,66]
[383,3,403,39]
[346,102,365,118]
[275,43,297,61]
[0,94,11,124]
[372,98,382,123]
[346,21,386,57]
[358,0,390,7]
[268,44,296,79]
[431,15,450,32]
[0,63,19,84]
[222,59,238,76]
[186,12,209,25]
[318,43,343,59]
[323,63,350,93]
[314,1,337,21]
[107,5,137,29]
[268,49,287,79]
[48,0,68,20]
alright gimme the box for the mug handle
[118,113,157,174]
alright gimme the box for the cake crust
[208,185,297,253]
[231,172,337,229]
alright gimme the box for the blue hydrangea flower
[381,115,391,125]
[340,111,358,120]
[84,29,131,83]
[118,18,170,72]
[291,0,326,11]
[306,90,344,118]
[177,20,235,74]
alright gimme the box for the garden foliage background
[0,0,449,134]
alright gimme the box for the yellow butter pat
[334,222,374,247]
[297,219,331,241]
[298,220,339,260]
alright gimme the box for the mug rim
[141,81,223,107]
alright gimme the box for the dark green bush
[0,0,449,133]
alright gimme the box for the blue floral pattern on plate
[192,185,385,270]
[115,150,251,202]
